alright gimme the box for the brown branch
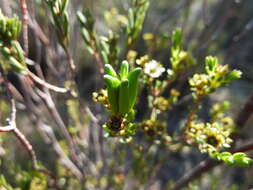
[94,51,104,75]
[171,159,218,190]
[64,47,76,73]
[183,95,203,136]
[13,127,37,168]
[235,93,253,129]
[28,14,50,45]
[232,141,253,153]
[171,139,253,190]
[19,0,29,56]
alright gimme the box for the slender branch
[34,69,84,173]
[26,33,84,175]
[154,75,177,97]
[171,139,253,190]
[85,106,100,126]
[184,95,203,133]
[0,66,61,189]
[64,47,76,73]
[232,141,253,153]
[170,159,218,190]
[94,51,104,75]
[27,70,68,93]
[235,93,253,129]
[28,13,50,45]
[13,127,37,167]
[0,125,15,132]
[19,0,29,56]
[37,122,84,180]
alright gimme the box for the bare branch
[0,125,15,132]
[19,0,29,56]
[38,122,84,180]
[27,70,68,93]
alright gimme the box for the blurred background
[0,0,253,189]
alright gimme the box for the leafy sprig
[126,0,150,48]
[214,152,253,168]
[45,0,70,49]
[0,10,27,74]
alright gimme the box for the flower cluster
[153,97,170,112]
[186,120,234,155]
[140,119,172,146]
[92,89,109,108]
[189,74,210,96]
[153,89,180,112]
[189,56,241,99]
[141,119,166,137]
[104,8,128,30]
[136,56,166,81]
[136,55,149,67]
[127,50,138,64]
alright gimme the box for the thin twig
[37,122,84,180]
[0,125,15,132]
[0,67,61,189]
[27,70,68,93]
[28,13,50,45]
[64,47,76,73]
[19,0,29,56]
[184,95,203,134]
[170,159,218,190]
[34,70,84,173]
[235,93,253,129]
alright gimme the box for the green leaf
[223,155,234,165]
[119,79,130,116]
[104,64,118,78]
[233,152,246,160]
[119,61,129,80]
[128,67,141,109]
[101,51,109,65]
[104,75,121,114]
[223,70,242,83]
[81,28,91,42]
[205,56,218,74]
[172,28,182,49]
[217,152,231,160]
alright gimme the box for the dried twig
[27,69,68,93]
[0,67,61,189]
[37,122,84,180]
[33,64,84,173]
